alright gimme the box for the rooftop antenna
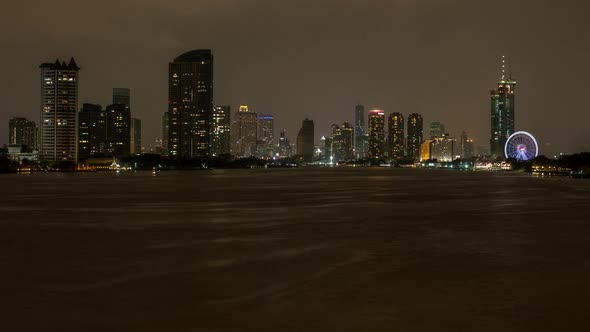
[501,55,506,81]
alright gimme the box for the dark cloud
[1,0,589,155]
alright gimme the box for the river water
[1,168,589,331]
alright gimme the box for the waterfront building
[211,106,231,156]
[460,130,475,159]
[490,56,516,158]
[106,103,131,157]
[8,117,37,152]
[278,130,292,158]
[296,118,314,161]
[354,104,367,158]
[234,105,258,157]
[431,135,456,162]
[168,50,213,158]
[388,112,404,159]
[40,58,80,162]
[130,118,141,155]
[331,122,354,163]
[407,113,423,161]
[78,103,106,160]
[420,140,434,161]
[258,114,275,158]
[368,110,385,159]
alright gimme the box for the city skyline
[1,1,589,156]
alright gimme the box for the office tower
[258,114,274,158]
[278,130,292,158]
[323,136,333,162]
[235,105,258,157]
[431,135,456,162]
[130,118,141,155]
[8,117,37,152]
[78,104,106,160]
[490,56,516,158]
[429,121,445,139]
[368,110,385,159]
[460,130,475,158]
[106,104,131,157]
[162,112,169,155]
[40,58,79,162]
[113,88,130,107]
[407,113,423,161]
[168,50,213,158]
[420,140,434,161]
[388,112,404,159]
[296,118,314,161]
[354,104,367,158]
[211,106,231,156]
[331,122,354,162]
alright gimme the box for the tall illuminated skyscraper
[258,114,274,158]
[330,122,354,163]
[354,104,368,158]
[168,50,213,158]
[211,105,231,156]
[407,113,423,161]
[490,56,516,157]
[368,110,385,159]
[40,58,79,162]
[78,103,106,160]
[388,112,404,159]
[106,104,130,157]
[235,105,258,157]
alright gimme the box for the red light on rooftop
[369,109,384,115]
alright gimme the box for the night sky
[1,0,589,155]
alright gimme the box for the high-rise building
[168,50,213,158]
[490,56,516,158]
[331,122,354,163]
[429,121,445,139]
[235,105,258,157]
[296,118,314,161]
[78,103,106,160]
[368,110,385,159]
[162,112,169,156]
[130,118,141,155]
[106,104,131,157]
[113,88,130,107]
[8,117,37,152]
[354,104,367,159]
[278,130,292,158]
[211,106,231,156]
[460,130,475,159]
[258,114,274,158]
[407,113,423,161]
[420,140,434,161]
[431,135,456,162]
[40,58,80,162]
[388,112,404,159]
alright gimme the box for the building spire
[501,55,506,81]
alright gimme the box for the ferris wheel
[504,131,539,161]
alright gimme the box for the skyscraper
[278,130,292,158]
[106,104,131,157]
[331,122,354,163]
[490,56,516,158]
[8,117,37,152]
[168,50,213,158]
[235,105,258,157]
[407,113,423,161]
[368,110,385,159]
[354,104,368,159]
[130,118,141,155]
[296,118,314,161]
[113,88,130,107]
[78,103,106,160]
[211,105,231,156]
[429,121,445,139]
[388,113,404,159]
[258,114,274,158]
[40,58,80,162]
[460,130,475,159]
